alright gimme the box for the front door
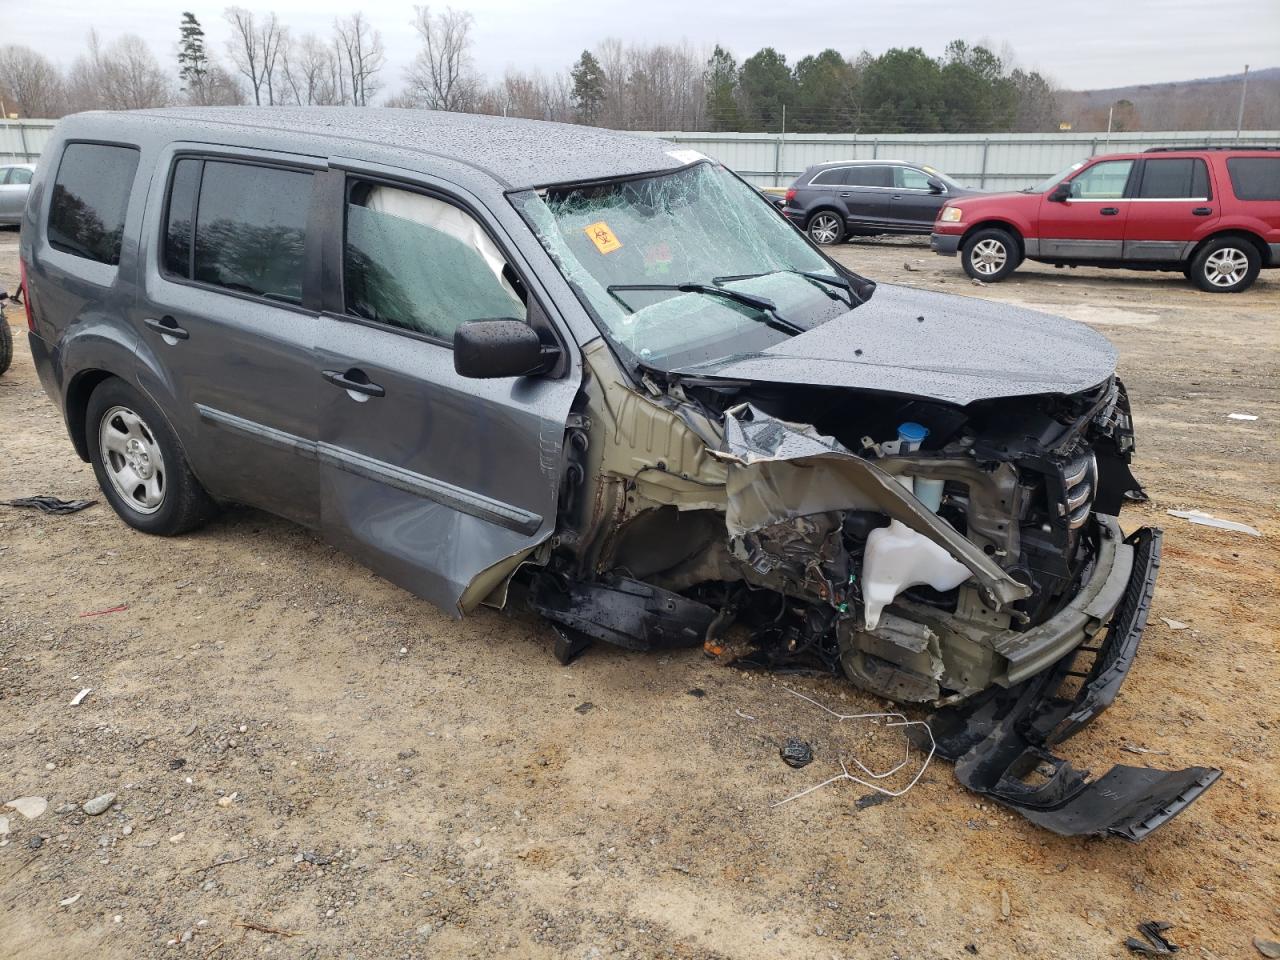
[1123,156,1218,259]
[314,171,579,614]
[1038,158,1135,259]
[887,165,947,231]
[135,148,324,527]
[0,166,32,220]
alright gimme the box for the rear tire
[86,378,217,536]
[961,227,1020,282]
[0,311,12,376]
[1188,236,1260,292]
[806,211,845,246]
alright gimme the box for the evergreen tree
[570,50,606,124]
[738,47,793,131]
[703,45,740,131]
[177,12,209,98]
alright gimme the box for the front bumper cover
[930,232,962,256]
[930,527,1221,841]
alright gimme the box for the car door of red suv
[1122,156,1218,260]
[1038,158,1135,260]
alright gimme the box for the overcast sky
[11,0,1279,94]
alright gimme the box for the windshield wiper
[713,269,862,307]
[605,282,807,335]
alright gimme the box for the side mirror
[1048,182,1073,203]
[453,319,558,379]
[926,177,945,194]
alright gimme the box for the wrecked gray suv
[22,108,1217,840]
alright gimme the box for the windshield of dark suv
[511,162,862,369]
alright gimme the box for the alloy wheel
[809,214,841,245]
[99,405,167,515]
[1203,247,1249,288]
[970,238,1008,275]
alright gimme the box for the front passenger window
[1068,160,1133,200]
[344,183,526,341]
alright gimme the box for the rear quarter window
[47,143,140,266]
[1226,157,1280,201]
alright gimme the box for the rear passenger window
[1227,157,1280,201]
[1137,158,1210,199]
[811,168,848,186]
[9,167,32,185]
[162,158,312,304]
[343,182,526,341]
[48,143,140,266]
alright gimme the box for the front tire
[86,378,217,535]
[962,227,1020,282]
[0,312,12,376]
[806,211,845,246]
[1189,237,1260,292]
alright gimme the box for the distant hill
[1058,68,1280,131]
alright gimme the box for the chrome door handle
[144,316,189,343]
[839,192,852,197]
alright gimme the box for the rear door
[135,147,324,527]
[837,165,894,228]
[888,165,947,231]
[0,167,30,220]
[313,166,580,615]
[1038,158,1135,259]
[1123,156,1217,260]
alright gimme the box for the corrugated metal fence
[5,119,1279,189]
[649,129,1280,189]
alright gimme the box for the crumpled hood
[669,284,1118,407]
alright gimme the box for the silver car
[0,163,35,225]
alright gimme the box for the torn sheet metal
[929,528,1221,840]
[714,403,1031,612]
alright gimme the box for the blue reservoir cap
[897,422,929,444]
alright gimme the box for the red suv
[930,147,1280,292]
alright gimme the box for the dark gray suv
[18,108,1217,840]
[782,160,978,244]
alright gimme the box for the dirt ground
[0,227,1276,960]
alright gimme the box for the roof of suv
[121,107,686,190]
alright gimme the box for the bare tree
[67,31,172,111]
[281,33,341,105]
[404,6,478,111]
[0,45,66,117]
[334,12,385,106]
[225,7,286,105]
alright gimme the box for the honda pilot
[20,108,1218,838]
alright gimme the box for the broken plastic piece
[1125,919,1179,955]
[1227,413,1258,421]
[779,738,814,768]
[3,496,96,515]
[1166,509,1261,537]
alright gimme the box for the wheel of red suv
[961,228,1020,282]
[86,378,217,535]
[806,211,845,246]
[1189,237,1260,293]
[0,313,12,376]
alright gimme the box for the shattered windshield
[511,162,859,368]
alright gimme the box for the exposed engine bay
[516,339,1220,840]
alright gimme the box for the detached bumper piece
[930,528,1221,841]
[529,574,714,653]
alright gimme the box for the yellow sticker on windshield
[584,221,622,255]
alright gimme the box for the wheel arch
[65,369,120,462]
[1189,228,1269,265]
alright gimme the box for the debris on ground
[232,919,301,938]
[1167,509,1262,537]
[1159,617,1190,630]
[5,796,48,819]
[1255,937,1280,959]
[573,701,594,714]
[1227,413,1259,421]
[78,604,128,618]
[58,894,82,907]
[82,793,116,816]
[1000,889,1011,920]
[69,687,91,707]
[1121,743,1170,756]
[854,792,891,810]
[686,688,706,698]
[772,688,934,807]
[779,738,814,768]
[1125,920,1179,955]
[2,495,96,515]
